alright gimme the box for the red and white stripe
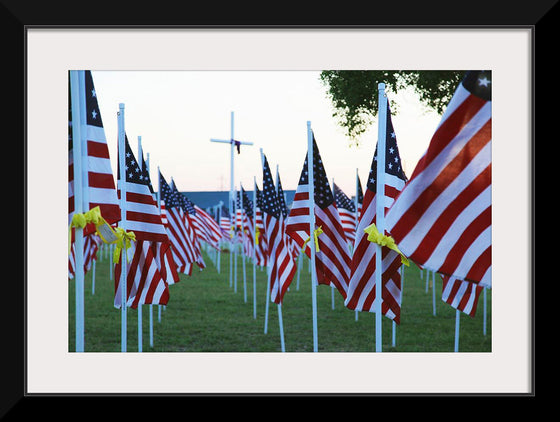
[385,76,492,287]
[338,207,357,246]
[194,205,223,250]
[263,212,296,304]
[286,189,351,300]
[114,240,169,309]
[441,275,484,317]
[68,233,101,279]
[164,205,196,275]
[345,173,406,323]
[254,208,268,267]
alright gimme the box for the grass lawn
[68,245,491,353]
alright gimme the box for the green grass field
[68,245,491,353]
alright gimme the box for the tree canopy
[319,70,464,142]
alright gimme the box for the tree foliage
[319,70,464,142]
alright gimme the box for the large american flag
[68,70,120,235]
[261,154,297,304]
[333,182,357,247]
[285,136,351,300]
[344,101,407,324]
[385,71,492,288]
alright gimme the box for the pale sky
[92,70,443,198]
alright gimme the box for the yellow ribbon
[255,226,260,245]
[302,226,323,253]
[68,206,105,254]
[69,206,135,264]
[112,228,136,264]
[364,223,409,266]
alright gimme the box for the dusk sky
[91,70,442,198]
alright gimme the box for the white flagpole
[234,186,238,292]
[109,243,113,280]
[355,168,359,321]
[296,252,301,290]
[331,177,336,310]
[117,103,128,352]
[252,177,258,319]
[454,310,460,352]
[375,83,388,353]
[432,270,437,316]
[217,201,222,274]
[274,164,287,352]
[69,70,85,352]
[157,166,163,324]
[483,287,487,335]
[147,152,153,348]
[260,149,271,334]
[91,259,96,295]
[307,121,319,353]
[137,135,143,352]
[240,182,247,303]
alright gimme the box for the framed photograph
[18,3,545,405]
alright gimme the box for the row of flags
[68,71,228,322]
[69,69,492,351]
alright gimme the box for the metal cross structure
[210,111,253,287]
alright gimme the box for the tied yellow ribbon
[68,206,106,254]
[255,226,260,245]
[112,228,136,264]
[302,226,323,253]
[69,206,135,264]
[364,223,409,266]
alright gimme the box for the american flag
[254,185,268,267]
[238,187,255,258]
[117,136,168,243]
[218,203,232,240]
[114,136,172,308]
[68,70,120,235]
[385,71,492,288]
[344,100,407,324]
[171,181,206,270]
[194,204,223,251]
[139,153,179,287]
[333,182,357,247]
[441,275,484,317]
[276,170,298,259]
[285,136,351,300]
[159,170,198,275]
[261,154,297,304]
